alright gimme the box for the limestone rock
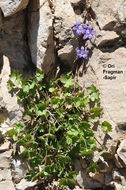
[0,157,10,168]
[0,181,15,190]
[89,172,105,185]
[0,149,13,158]
[0,12,31,70]
[114,184,126,190]
[113,169,126,186]
[70,0,82,6]
[80,47,126,127]
[12,159,27,181]
[76,170,102,189]
[91,0,124,29]
[0,169,12,181]
[54,0,79,65]
[96,31,119,47]
[115,154,125,168]
[28,0,55,76]
[0,0,29,17]
[117,140,126,167]
[105,139,118,156]
[105,172,113,186]
[16,178,36,190]
[0,56,23,133]
[0,9,2,26]
[0,141,11,152]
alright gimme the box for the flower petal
[88,25,92,30]
[82,29,86,34]
[82,24,87,28]
[76,29,81,35]
[83,54,87,59]
[77,21,81,26]
[83,34,88,40]
[73,26,77,30]
[78,54,82,58]
[91,30,96,35]
[88,34,92,40]
[76,50,81,54]
[81,46,85,51]
[85,50,89,54]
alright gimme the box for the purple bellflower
[73,21,87,36]
[83,25,96,40]
[76,46,89,59]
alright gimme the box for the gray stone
[0,157,10,168]
[96,31,119,47]
[115,154,125,168]
[16,178,36,190]
[12,159,27,179]
[76,170,102,189]
[0,149,12,159]
[105,172,113,186]
[0,56,23,133]
[105,139,118,156]
[79,47,126,127]
[117,140,126,166]
[91,0,123,29]
[0,12,31,70]
[0,141,11,152]
[70,0,82,5]
[28,0,55,76]
[0,181,15,190]
[89,172,105,185]
[54,0,80,66]
[114,184,126,190]
[0,169,12,181]
[0,0,29,17]
[113,169,126,186]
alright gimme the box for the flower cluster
[73,21,96,59]
[77,46,89,59]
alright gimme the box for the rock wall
[0,0,126,189]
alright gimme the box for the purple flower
[76,46,89,59]
[73,21,87,36]
[83,25,96,40]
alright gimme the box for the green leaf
[60,75,73,88]
[90,108,102,122]
[101,121,112,133]
[15,123,24,134]
[57,155,71,164]
[43,133,55,139]
[17,90,26,101]
[80,121,90,129]
[81,149,94,158]
[10,72,21,85]
[8,80,14,91]
[98,150,111,158]
[60,76,67,84]
[35,103,47,116]
[59,178,76,189]
[67,129,79,137]
[13,134,18,141]
[21,149,29,158]
[36,69,44,81]
[64,78,74,88]
[6,129,16,138]
[66,171,77,179]
[51,98,60,109]
[87,161,99,173]
[22,83,30,93]
[90,92,98,101]
[49,87,55,93]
